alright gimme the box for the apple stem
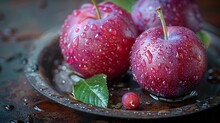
[91,0,101,19]
[156,7,168,40]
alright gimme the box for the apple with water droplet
[132,0,202,33]
[60,1,138,79]
[130,7,207,98]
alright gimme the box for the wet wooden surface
[0,0,220,123]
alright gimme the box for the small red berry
[122,92,140,110]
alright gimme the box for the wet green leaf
[72,74,109,108]
[197,30,211,48]
[105,0,136,13]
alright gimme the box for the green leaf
[197,30,211,48]
[105,0,136,13]
[72,74,109,108]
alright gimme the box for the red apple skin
[131,0,202,33]
[130,26,207,98]
[60,2,138,79]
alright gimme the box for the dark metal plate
[25,28,220,119]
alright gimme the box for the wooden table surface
[0,0,220,123]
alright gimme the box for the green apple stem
[91,0,101,19]
[156,7,168,40]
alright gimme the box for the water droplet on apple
[151,81,155,85]
[137,12,142,20]
[109,28,117,35]
[164,65,170,74]
[144,50,153,64]
[95,33,103,40]
[90,24,97,31]
[73,56,78,62]
[84,25,89,31]
[103,7,112,12]
[176,52,179,58]
[75,28,80,33]
[158,49,164,55]
[136,50,141,59]
[85,38,91,46]
[150,67,156,73]
[141,74,145,79]
[73,10,80,16]
[100,25,107,32]
[72,36,79,47]
[117,46,123,53]
[118,10,123,15]
[193,75,199,80]
[148,6,153,10]
[80,32,86,38]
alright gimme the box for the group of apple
[60,0,207,109]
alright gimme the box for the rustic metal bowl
[25,26,220,119]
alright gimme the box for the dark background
[0,0,220,123]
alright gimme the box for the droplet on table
[4,104,15,111]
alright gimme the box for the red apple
[131,0,202,33]
[130,8,207,98]
[59,1,138,79]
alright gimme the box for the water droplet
[141,74,145,79]
[80,32,86,38]
[136,12,142,20]
[75,28,80,33]
[90,24,97,31]
[148,6,153,10]
[84,25,89,31]
[184,105,199,112]
[73,10,80,16]
[207,76,220,84]
[39,86,49,91]
[100,25,107,31]
[57,96,64,99]
[85,38,91,46]
[158,49,164,55]
[151,81,155,85]
[95,33,103,40]
[109,28,117,35]
[61,80,65,84]
[31,64,38,72]
[70,74,83,82]
[72,36,79,47]
[49,93,57,97]
[10,120,24,123]
[161,80,165,85]
[23,98,28,105]
[4,105,15,111]
[118,10,123,15]
[208,69,220,76]
[103,7,112,12]
[194,75,199,80]
[33,105,44,112]
[176,52,179,58]
[164,65,171,74]
[158,110,170,115]
[21,58,28,65]
[150,67,156,73]
[144,50,153,64]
